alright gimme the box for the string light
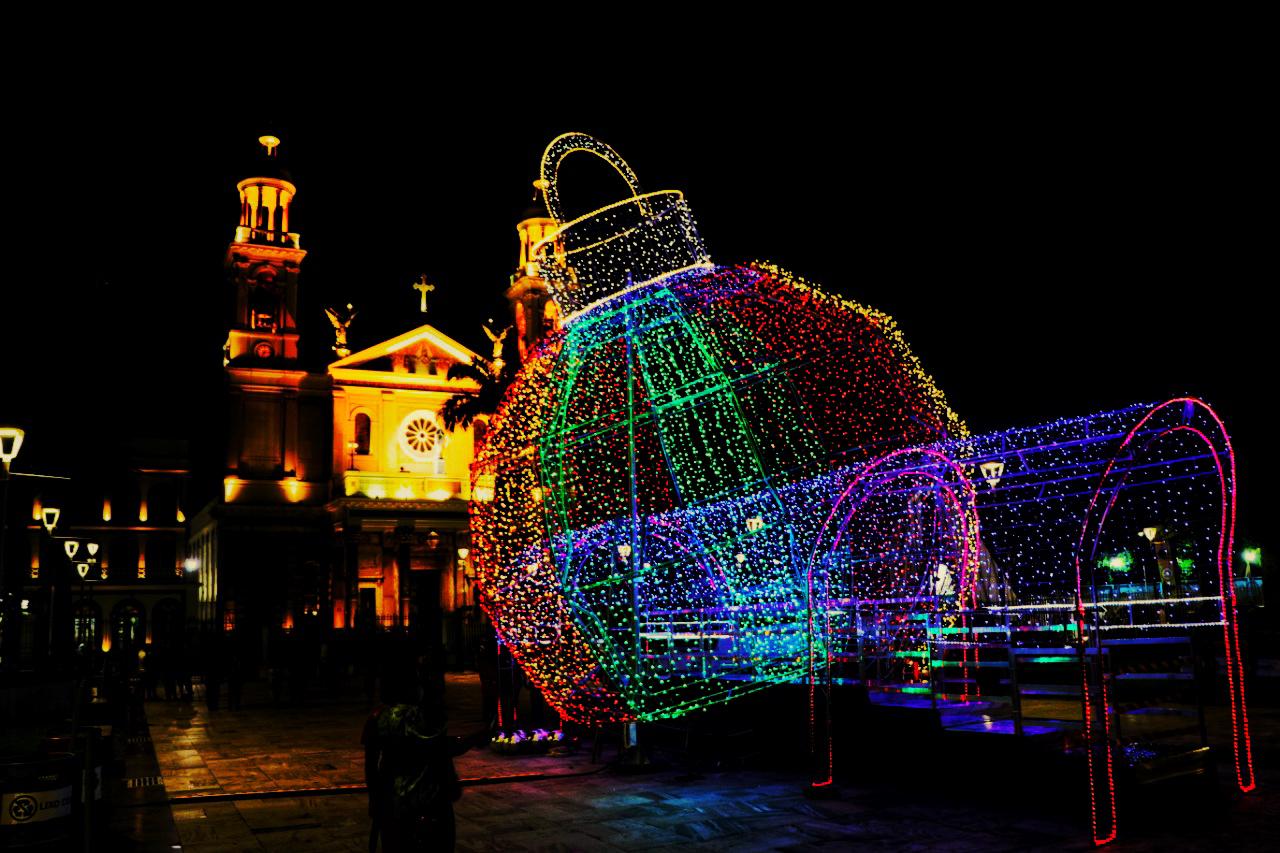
[471,251,967,725]
[467,136,1254,846]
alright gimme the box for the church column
[263,185,277,240]
[343,527,358,629]
[284,390,299,478]
[396,524,411,629]
[226,389,243,476]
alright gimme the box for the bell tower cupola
[505,179,563,363]
[223,135,307,365]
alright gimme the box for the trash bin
[43,725,108,851]
[49,725,111,804]
[0,752,80,849]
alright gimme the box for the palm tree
[440,329,517,431]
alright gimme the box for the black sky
[2,76,1271,555]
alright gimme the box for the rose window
[398,411,446,462]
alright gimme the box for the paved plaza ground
[104,674,1280,852]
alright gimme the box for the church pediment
[328,324,482,390]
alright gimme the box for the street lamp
[0,428,23,474]
[69,540,101,650]
[347,441,359,471]
[30,503,63,661]
[183,557,200,585]
[0,437,73,665]
[1,428,26,661]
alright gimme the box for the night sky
[3,87,1270,556]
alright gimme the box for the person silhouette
[362,674,460,852]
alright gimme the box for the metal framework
[805,398,1254,845]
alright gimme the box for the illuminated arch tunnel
[799,397,1254,845]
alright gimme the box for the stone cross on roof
[413,274,436,314]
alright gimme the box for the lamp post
[1138,526,1165,596]
[0,428,25,665]
[65,539,101,652]
[0,434,72,667]
[74,558,91,647]
[40,505,60,655]
[182,557,200,627]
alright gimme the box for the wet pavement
[104,674,1280,852]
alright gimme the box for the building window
[249,286,278,331]
[111,601,146,653]
[354,413,371,455]
[74,602,100,647]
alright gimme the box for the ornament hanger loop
[540,133,648,223]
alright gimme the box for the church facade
[6,136,563,672]
[187,137,487,667]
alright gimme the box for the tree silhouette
[440,335,517,431]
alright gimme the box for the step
[1018,683,1082,697]
[932,660,1010,668]
[944,718,1078,737]
[1101,636,1192,647]
[1118,706,1199,718]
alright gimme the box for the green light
[1104,551,1132,572]
[1177,557,1194,577]
[1242,547,1261,567]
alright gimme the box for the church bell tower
[224,135,306,365]
[505,181,563,363]
[217,135,328,497]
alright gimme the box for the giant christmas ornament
[470,134,967,724]
[468,135,1255,847]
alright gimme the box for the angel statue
[483,324,511,374]
[326,303,357,358]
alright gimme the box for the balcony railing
[341,471,463,502]
[234,225,301,249]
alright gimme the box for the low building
[16,440,194,664]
